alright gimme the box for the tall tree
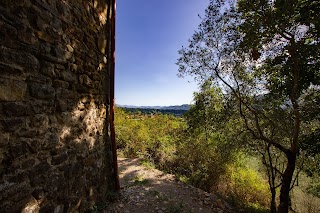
[180,81,240,190]
[177,0,320,212]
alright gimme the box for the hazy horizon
[116,103,192,107]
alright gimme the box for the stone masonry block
[3,102,32,116]
[0,46,40,72]
[29,83,55,100]
[0,78,27,101]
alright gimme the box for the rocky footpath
[105,158,235,213]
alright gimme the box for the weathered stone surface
[30,114,49,128]
[8,171,29,183]
[0,22,18,40]
[18,28,39,45]
[40,61,55,77]
[21,196,40,213]
[34,162,51,175]
[36,31,55,43]
[61,70,77,83]
[0,182,15,198]
[39,203,56,213]
[21,159,36,169]
[3,102,31,116]
[56,88,77,100]
[17,128,39,138]
[66,44,74,53]
[27,74,51,84]
[0,79,27,101]
[0,46,40,72]
[79,74,92,87]
[0,0,115,211]
[53,80,69,89]
[75,84,89,94]
[43,133,60,149]
[1,182,31,202]
[29,83,55,99]
[51,153,68,165]
[63,162,83,179]
[0,62,23,77]
[32,189,45,200]
[9,137,33,158]
[56,100,68,112]
[31,101,55,114]
[2,118,25,132]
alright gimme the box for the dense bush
[115,107,184,169]
[173,132,229,190]
[220,153,270,209]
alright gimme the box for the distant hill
[117,104,191,116]
[117,104,191,110]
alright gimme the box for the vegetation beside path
[112,107,319,213]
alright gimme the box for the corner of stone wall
[0,0,116,212]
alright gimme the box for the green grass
[140,159,156,169]
[133,175,150,185]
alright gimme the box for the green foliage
[133,175,150,186]
[115,107,185,169]
[140,159,156,170]
[173,131,232,191]
[301,130,320,177]
[238,0,320,98]
[177,0,320,212]
[306,181,320,198]
[114,2,320,212]
[167,82,241,191]
[222,153,270,208]
[121,107,188,116]
[115,90,271,209]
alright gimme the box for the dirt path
[104,158,234,213]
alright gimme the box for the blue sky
[115,0,209,106]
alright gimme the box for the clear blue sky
[115,0,209,106]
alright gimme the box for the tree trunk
[278,152,296,213]
[277,39,300,213]
[270,187,277,213]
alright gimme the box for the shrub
[115,107,184,168]
[219,153,270,209]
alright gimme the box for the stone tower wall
[0,0,115,211]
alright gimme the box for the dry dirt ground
[104,158,235,213]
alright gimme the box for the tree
[178,81,239,191]
[185,80,225,141]
[177,1,320,212]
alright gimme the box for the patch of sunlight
[99,5,108,25]
[22,198,39,213]
[60,126,71,140]
[58,97,106,150]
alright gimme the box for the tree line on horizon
[119,107,188,116]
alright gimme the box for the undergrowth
[115,107,277,211]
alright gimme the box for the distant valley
[117,104,191,116]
